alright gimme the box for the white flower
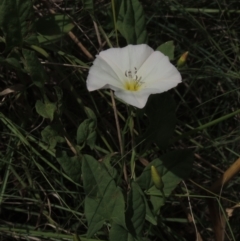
[86,44,182,109]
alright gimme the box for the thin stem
[110,90,123,156]
[130,147,136,180]
[129,111,136,180]
[98,25,113,48]
[111,0,119,46]
[182,181,199,241]
[173,108,240,142]
[170,6,240,14]
[110,90,128,182]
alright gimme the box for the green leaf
[0,0,37,50]
[156,41,175,60]
[22,49,48,88]
[77,119,97,149]
[57,50,88,67]
[0,57,23,71]
[137,186,157,226]
[35,100,57,121]
[137,92,176,150]
[117,0,148,44]
[84,106,96,119]
[149,190,165,214]
[82,155,126,237]
[101,153,119,180]
[56,151,82,183]
[30,45,50,58]
[126,182,145,236]
[36,14,74,44]
[41,125,65,149]
[109,224,128,241]
[110,225,147,241]
[137,150,193,197]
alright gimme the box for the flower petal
[87,56,123,91]
[98,44,154,80]
[114,89,150,109]
[138,51,181,92]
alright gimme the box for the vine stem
[110,90,128,182]
[110,90,123,156]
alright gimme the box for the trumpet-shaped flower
[86,44,182,108]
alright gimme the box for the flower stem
[110,90,123,156]
[111,0,119,46]
[130,147,136,180]
[128,110,136,180]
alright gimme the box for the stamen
[124,67,144,91]
[128,71,132,78]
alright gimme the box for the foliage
[0,0,240,241]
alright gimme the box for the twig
[93,21,102,49]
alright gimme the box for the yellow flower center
[123,67,143,92]
[124,80,141,91]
